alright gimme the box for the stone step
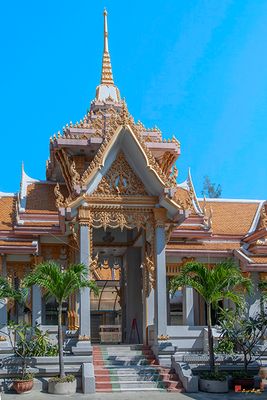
[95,365,165,375]
[96,387,166,392]
[96,380,166,390]
[95,373,178,382]
[93,345,184,393]
[93,355,155,362]
[93,350,153,356]
[93,359,157,366]
[94,344,151,351]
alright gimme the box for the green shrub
[13,373,34,381]
[200,371,228,381]
[49,374,76,383]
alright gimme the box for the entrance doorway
[90,227,144,344]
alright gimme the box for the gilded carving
[90,207,153,231]
[54,183,65,208]
[92,152,147,196]
[78,205,92,226]
[259,205,267,229]
[157,334,170,341]
[69,223,79,248]
[173,187,193,211]
[89,254,100,280]
[70,161,81,185]
[202,197,213,230]
[80,103,177,189]
[153,208,167,228]
[144,253,155,296]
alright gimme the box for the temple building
[0,10,267,357]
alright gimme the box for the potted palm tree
[23,261,98,395]
[170,260,252,393]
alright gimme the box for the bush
[215,337,234,354]
[13,373,34,382]
[200,371,228,381]
[17,325,58,357]
[232,371,252,379]
[49,374,76,383]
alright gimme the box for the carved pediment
[92,152,148,196]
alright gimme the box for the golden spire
[101,9,114,85]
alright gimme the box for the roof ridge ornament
[101,9,114,85]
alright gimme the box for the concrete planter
[199,378,229,393]
[48,379,77,395]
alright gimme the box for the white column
[79,223,91,338]
[154,209,167,339]
[183,287,194,326]
[248,272,260,317]
[0,255,7,333]
[32,285,42,326]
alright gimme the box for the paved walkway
[1,391,267,400]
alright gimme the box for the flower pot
[259,367,267,379]
[233,377,254,390]
[199,378,229,393]
[13,379,34,394]
[48,379,77,395]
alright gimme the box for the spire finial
[104,8,108,53]
[101,8,114,85]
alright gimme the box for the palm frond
[23,261,99,303]
[170,259,252,308]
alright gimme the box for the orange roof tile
[22,221,59,227]
[0,196,15,231]
[0,240,34,247]
[167,242,240,251]
[249,256,267,264]
[199,201,259,236]
[26,183,67,213]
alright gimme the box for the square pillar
[0,255,7,332]
[32,285,42,326]
[79,223,91,338]
[153,209,167,339]
[183,286,195,326]
[248,272,260,317]
[0,255,12,352]
[72,204,92,356]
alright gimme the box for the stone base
[72,341,92,356]
[82,363,95,394]
[0,340,13,354]
[152,341,176,367]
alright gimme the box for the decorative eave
[167,248,234,258]
[234,249,267,271]
[0,238,38,255]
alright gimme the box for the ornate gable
[92,151,147,196]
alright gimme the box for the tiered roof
[0,9,266,271]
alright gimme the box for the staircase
[93,345,184,392]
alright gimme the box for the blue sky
[1,0,267,199]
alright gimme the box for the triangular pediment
[91,151,148,197]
